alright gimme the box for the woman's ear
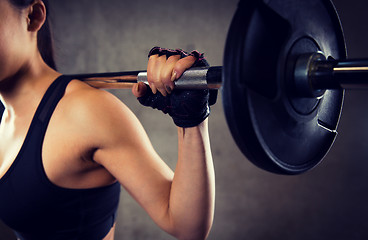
[27,0,46,32]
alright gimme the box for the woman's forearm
[168,119,215,239]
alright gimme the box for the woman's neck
[0,55,61,118]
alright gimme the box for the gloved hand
[132,47,215,128]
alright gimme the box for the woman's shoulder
[62,79,129,114]
[56,79,140,135]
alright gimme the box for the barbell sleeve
[295,53,368,97]
[313,59,368,90]
[75,66,222,90]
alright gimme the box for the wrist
[177,118,208,136]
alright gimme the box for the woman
[0,0,215,239]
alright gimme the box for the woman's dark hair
[10,0,56,70]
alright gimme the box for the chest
[0,127,120,235]
[0,116,31,180]
[0,110,106,189]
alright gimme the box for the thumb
[132,82,148,97]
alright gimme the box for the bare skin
[0,1,215,240]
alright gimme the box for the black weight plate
[222,0,346,174]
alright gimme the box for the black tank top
[0,76,121,240]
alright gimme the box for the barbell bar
[78,57,368,92]
[68,0,367,175]
[76,66,223,90]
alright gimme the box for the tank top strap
[36,75,73,124]
[0,76,72,126]
[0,102,4,122]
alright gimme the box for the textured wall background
[1,0,368,239]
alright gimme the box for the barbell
[69,0,367,175]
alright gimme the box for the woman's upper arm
[83,88,176,231]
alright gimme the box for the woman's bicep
[90,92,175,231]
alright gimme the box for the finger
[147,55,167,96]
[154,55,169,96]
[172,55,197,80]
[160,55,181,94]
[147,55,159,94]
[132,82,148,98]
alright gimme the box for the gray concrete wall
[1,0,368,239]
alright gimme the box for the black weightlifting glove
[137,47,214,128]
[138,86,210,128]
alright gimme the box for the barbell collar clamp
[294,52,328,98]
